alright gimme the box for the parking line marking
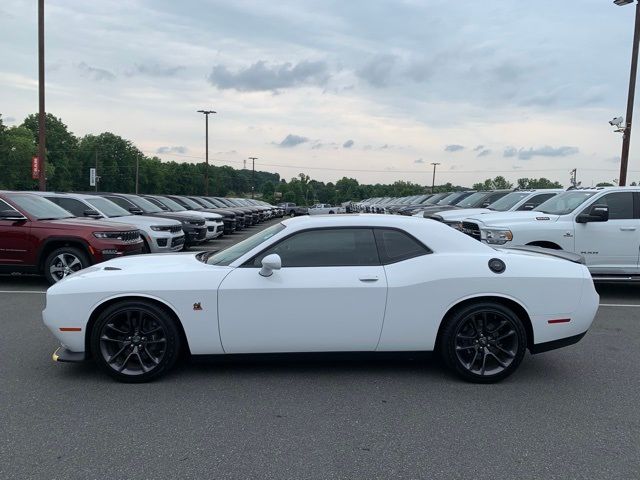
[0,290,46,294]
[599,303,640,308]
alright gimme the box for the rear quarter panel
[377,251,590,351]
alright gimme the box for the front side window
[128,196,163,213]
[105,196,136,211]
[249,228,380,268]
[86,197,131,217]
[584,192,634,220]
[374,228,431,264]
[516,193,557,211]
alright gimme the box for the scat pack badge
[193,302,203,311]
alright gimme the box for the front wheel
[90,300,181,383]
[439,302,527,383]
[44,246,90,284]
[289,211,295,217]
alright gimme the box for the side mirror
[0,209,27,221]
[521,203,535,211]
[576,204,609,223]
[83,209,102,218]
[259,254,282,277]
[481,201,491,208]
[129,207,144,215]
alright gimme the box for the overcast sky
[1,0,639,187]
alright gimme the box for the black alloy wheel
[91,301,181,382]
[44,247,90,284]
[440,302,526,383]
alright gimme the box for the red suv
[0,191,143,284]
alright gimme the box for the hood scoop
[103,266,122,271]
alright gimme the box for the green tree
[596,182,615,187]
[517,177,563,189]
[473,176,513,190]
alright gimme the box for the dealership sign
[31,157,40,180]
[89,168,97,187]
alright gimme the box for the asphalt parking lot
[0,218,638,479]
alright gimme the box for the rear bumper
[52,346,87,363]
[530,331,587,354]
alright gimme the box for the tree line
[0,112,579,206]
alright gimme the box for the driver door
[0,199,30,266]
[574,192,640,274]
[217,228,387,353]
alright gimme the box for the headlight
[481,228,513,245]
[93,231,139,241]
[445,221,463,230]
[150,225,173,231]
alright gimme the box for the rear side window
[49,197,86,217]
[374,228,431,264]
[249,228,379,267]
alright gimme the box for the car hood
[435,208,491,221]
[107,215,181,227]
[34,218,139,231]
[170,210,223,221]
[466,210,560,227]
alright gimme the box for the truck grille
[462,222,481,241]
[169,225,182,233]
[188,220,205,227]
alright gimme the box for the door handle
[620,227,637,231]
[359,277,379,282]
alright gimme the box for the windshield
[86,197,131,217]
[456,192,486,208]
[197,198,217,208]
[487,192,530,211]
[440,192,467,205]
[6,194,74,220]
[205,223,286,266]
[128,196,163,213]
[536,191,596,215]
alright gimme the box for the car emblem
[193,302,203,311]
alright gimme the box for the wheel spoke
[466,349,479,370]
[100,335,124,344]
[134,351,150,373]
[487,350,508,368]
[106,323,128,335]
[145,338,166,345]
[142,326,161,335]
[488,320,507,334]
[107,345,128,364]
[480,349,487,375]
[456,345,476,351]
[143,345,161,365]
[494,344,515,358]
[497,330,516,341]
[68,257,81,269]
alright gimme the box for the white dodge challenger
[43,215,599,383]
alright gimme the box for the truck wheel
[289,211,295,217]
[44,246,90,284]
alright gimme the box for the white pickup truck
[307,204,345,215]
[460,187,640,278]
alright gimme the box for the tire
[90,300,181,383]
[289,211,295,217]
[329,210,335,214]
[44,246,90,285]
[439,302,527,383]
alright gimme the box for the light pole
[197,109,216,195]
[38,0,46,191]
[615,0,640,186]
[249,157,258,198]
[430,162,441,193]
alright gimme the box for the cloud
[208,60,330,92]
[477,149,491,157]
[278,134,309,148]
[414,158,425,164]
[356,54,398,87]
[77,62,116,81]
[504,145,579,160]
[473,145,484,152]
[604,156,620,163]
[128,63,185,77]
[343,139,354,148]
[156,146,188,154]
[444,144,464,152]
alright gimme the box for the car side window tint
[251,228,380,267]
[517,193,556,211]
[592,192,634,220]
[0,199,18,213]
[51,198,85,217]
[374,228,431,264]
[106,196,133,210]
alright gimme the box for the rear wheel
[439,302,527,383]
[90,300,181,383]
[44,247,90,284]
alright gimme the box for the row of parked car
[359,186,640,279]
[0,190,283,284]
